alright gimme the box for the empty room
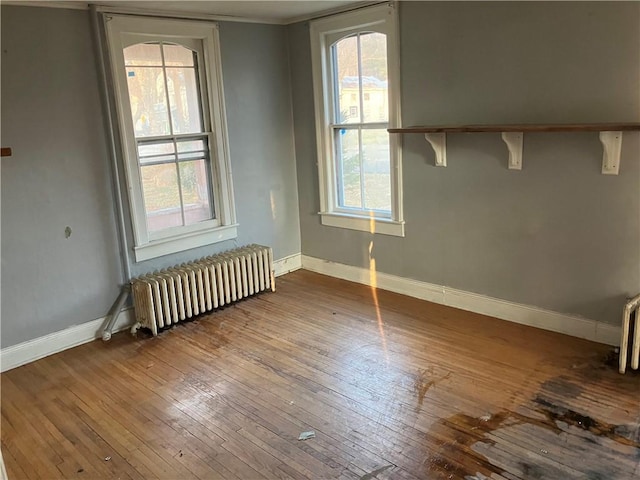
[1,1,639,479]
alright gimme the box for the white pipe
[90,5,136,342]
[102,285,131,341]
[89,5,132,283]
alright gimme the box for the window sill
[133,224,238,262]
[319,212,405,237]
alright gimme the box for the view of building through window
[332,32,391,212]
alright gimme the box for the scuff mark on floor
[359,464,394,480]
[414,367,452,412]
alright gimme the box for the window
[310,5,404,236]
[105,15,237,261]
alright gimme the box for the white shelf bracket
[424,133,446,167]
[599,131,622,175]
[501,132,523,170]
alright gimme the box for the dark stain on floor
[422,367,640,479]
[421,412,510,479]
[533,396,639,447]
[539,376,583,398]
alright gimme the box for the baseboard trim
[273,252,302,277]
[301,255,621,346]
[0,309,135,373]
[0,253,303,373]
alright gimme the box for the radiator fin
[132,245,274,335]
[619,293,640,374]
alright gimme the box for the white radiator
[131,244,274,336]
[619,293,640,374]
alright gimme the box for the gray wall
[1,6,300,348]
[290,1,640,325]
[1,6,122,348]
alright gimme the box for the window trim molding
[310,4,404,237]
[134,224,238,262]
[319,211,405,237]
[104,14,237,262]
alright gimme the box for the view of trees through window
[124,42,213,233]
[332,32,391,212]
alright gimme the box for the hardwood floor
[2,270,639,479]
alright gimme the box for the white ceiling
[5,1,367,24]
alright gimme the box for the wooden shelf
[388,123,640,134]
[388,123,640,174]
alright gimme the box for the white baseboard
[301,255,621,346]
[273,252,302,277]
[0,309,135,373]
[0,253,303,373]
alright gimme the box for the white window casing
[310,4,404,237]
[105,15,237,262]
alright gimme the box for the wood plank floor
[2,270,639,479]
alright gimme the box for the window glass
[362,129,390,211]
[335,128,361,208]
[179,160,211,225]
[166,66,202,134]
[163,43,195,66]
[124,43,162,66]
[124,41,213,232]
[331,32,391,213]
[141,163,183,232]
[334,35,359,124]
[125,66,171,137]
[360,33,388,123]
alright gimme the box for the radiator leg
[102,285,131,342]
[619,307,631,374]
[619,293,640,374]
[130,322,142,336]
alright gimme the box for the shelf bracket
[599,131,622,175]
[501,132,523,170]
[424,133,446,167]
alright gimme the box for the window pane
[362,129,391,211]
[138,141,175,157]
[138,142,176,164]
[126,67,171,137]
[360,33,388,123]
[163,43,195,67]
[124,43,162,66]
[138,142,175,157]
[179,160,213,224]
[335,128,361,208]
[141,164,183,232]
[177,139,207,161]
[177,139,205,152]
[333,36,359,124]
[166,68,202,134]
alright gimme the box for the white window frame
[310,4,404,237]
[105,15,237,262]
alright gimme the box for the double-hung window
[105,15,236,262]
[310,4,404,236]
